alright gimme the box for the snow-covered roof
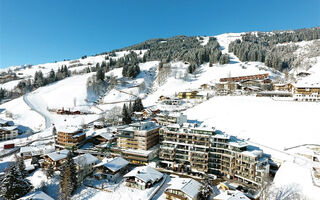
[19,191,54,200]
[213,190,250,200]
[228,138,248,148]
[73,153,99,167]
[46,149,69,161]
[20,145,55,156]
[58,126,81,133]
[73,132,86,138]
[0,118,12,125]
[124,166,163,184]
[166,178,202,199]
[96,157,129,172]
[167,124,180,129]
[293,82,320,88]
[97,132,114,140]
[0,126,18,131]
[93,121,104,126]
[122,144,159,157]
[241,150,263,158]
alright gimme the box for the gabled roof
[213,190,250,200]
[73,153,99,167]
[124,166,163,184]
[0,126,18,131]
[46,149,69,161]
[96,157,129,172]
[166,178,202,199]
[19,191,54,200]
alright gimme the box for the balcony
[164,191,187,200]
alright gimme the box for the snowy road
[23,93,52,129]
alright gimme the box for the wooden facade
[220,73,269,83]
[57,128,86,148]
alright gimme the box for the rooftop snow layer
[167,178,202,199]
[96,157,129,172]
[73,153,99,167]
[124,166,163,184]
[19,191,54,200]
[47,149,69,161]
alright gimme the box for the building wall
[159,127,269,187]
[118,128,159,151]
[0,129,18,141]
[57,131,85,147]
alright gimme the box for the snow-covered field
[185,96,320,150]
[0,97,45,131]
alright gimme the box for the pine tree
[49,69,56,83]
[133,98,144,112]
[59,152,77,200]
[46,163,55,178]
[128,101,133,116]
[122,104,132,124]
[96,68,105,82]
[0,164,33,200]
[16,156,27,178]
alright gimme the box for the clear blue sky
[1,0,320,68]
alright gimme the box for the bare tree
[105,106,122,126]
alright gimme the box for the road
[23,93,52,129]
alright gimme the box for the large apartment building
[159,123,269,187]
[293,83,320,102]
[117,121,160,164]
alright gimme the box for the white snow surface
[185,96,320,150]
[273,161,320,200]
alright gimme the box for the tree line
[228,27,320,71]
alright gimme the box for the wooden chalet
[42,149,69,170]
[95,157,129,181]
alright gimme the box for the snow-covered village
[1,1,320,200]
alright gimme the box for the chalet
[56,126,86,148]
[159,97,182,106]
[124,166,163,190]
[43,149,69,170]
[95,157,129,181]
[0,118,14,127]
[133,111,144,120]
[273,83,294,92]
[164,178,202,200]
[92,131,117,145]
[93,121,104,129]
[213,190,250,200]
[215,82,240,95]
[0,126,18,141]
[177,91,203,99]
[199,83,214,90]
[20,145,55,159]
[73,153,100,182]
[240,80,261,88]
[293,83,320,102]
[142,108,160,118]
